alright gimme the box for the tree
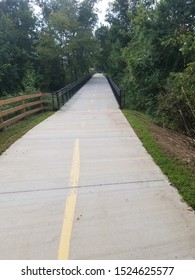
[95,25,110,72]
[0,0,99,95]
[96,0,133,82]
[156,0,195,69]
[78,0,98,30]
[36,0,98,89]
[35,30,65,91]
[122,0,195,112]
[0,0,36,95]
[98,0,195,135]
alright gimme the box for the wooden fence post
[0,106,2,123]
[22,96,26,114]
[0,105,4,131]
[40,93,44,111]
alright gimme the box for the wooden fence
[0,93,52,130]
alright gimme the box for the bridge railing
[52,75,91,110]
[106,76,125,109]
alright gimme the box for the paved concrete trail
[0,74,195,260]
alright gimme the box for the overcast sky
[96,0,112,25]
[33,0,113,26]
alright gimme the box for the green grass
[0,111,54,155]
[123,109,195,210]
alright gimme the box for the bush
[22,69,38,94]
[156,62,195,136]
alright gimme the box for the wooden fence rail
[0,93,52,130]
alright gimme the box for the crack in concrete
[0,179,166,196]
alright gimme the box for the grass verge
[123,109,195,210]
[0,111,54,155]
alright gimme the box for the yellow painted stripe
[58,139,80,260]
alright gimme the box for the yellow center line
[58,139,80,260]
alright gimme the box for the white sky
[96,0,113,25]
[33,0,113,26]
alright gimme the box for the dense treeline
[1,0,194,136]
[0,0,98,95]
[95,0,195,136]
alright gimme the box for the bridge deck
[0,74,195,259]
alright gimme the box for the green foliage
[0,0,98,95]
[97,0,195,135]
[96,0,132,82]
[95,25,110,72]
[22,68,38,94]
[156,63,195,136]
[0,0,36,95]
[35,0,98,90]
[78,0,98,29]
[36,30,65,91]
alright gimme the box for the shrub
[156,62,195,136]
